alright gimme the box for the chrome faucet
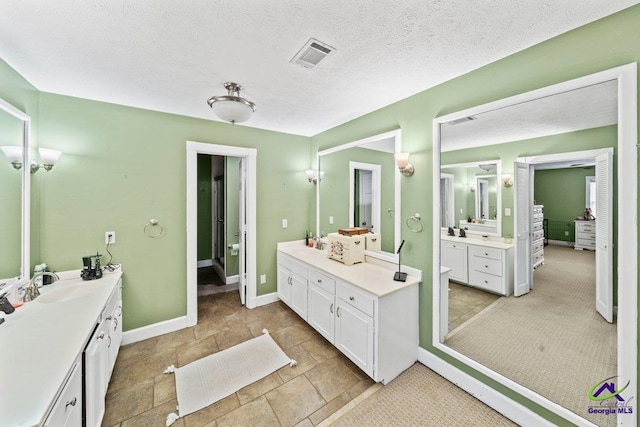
[24,272,60,302]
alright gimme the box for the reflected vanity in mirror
[0,97,30,285]
[433,65,637,427]
[317,130,401,261]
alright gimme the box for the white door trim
[349,161,381,233]
[432,63,637,427]
[186,141,258,327]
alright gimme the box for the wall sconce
[305,169,325,184]
[0,146,62,173]
[394,152,414,177]
[502,174,513,187]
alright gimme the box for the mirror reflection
[438,79,620,426]
[318,130,400,257]
[0,106,25,280]
[440,161,501,236]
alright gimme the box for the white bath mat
[164,330,295,426]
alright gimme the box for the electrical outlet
[105,231,116,245]
[565,231,569,236]
[329,216,334,225]
[282,219,288,228]
[260,274,266,284]
[505,208,511,217]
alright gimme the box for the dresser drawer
[278,253,308,278]
[533,250,544,265]
[337,282,374,317]
[470,255,503,277]
[308,269,335,294]
[533,206,543,215]
[534,213,544,222]
[576,221,595,231]
[533,229,544,241]
[469,270,503,294]
[533,240,544,254]
[576,233,595,242]
[533,221,543,232]
[577,237,596,247]
[468,245,503,261]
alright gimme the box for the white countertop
[441,234,514,250]
[277,245,420,297]
[0,268,122,427]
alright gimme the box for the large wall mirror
[432,64,637,427]
[0,97,30,284]
[317,129,401,261]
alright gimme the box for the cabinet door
[335,300,374,377]
[289,273,308,320]
[441,242,468,283]
[277,266,291,305]
[107,302,123,380]
[84,321,109,427]
[307,283,335,342]
[43,361,82,427]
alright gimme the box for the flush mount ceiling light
[207,82,256,124]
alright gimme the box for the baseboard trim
[197,259,213,268]
[547,240,574,247]
[417,348,554,427]
[122,316,188,345]
[254,292,279,307]
[226,275,239,285]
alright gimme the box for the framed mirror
[317,129,401,261]
[440,160,502,236]
[432,64,637,426]
[0,97,30,284]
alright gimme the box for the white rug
[165,330,295,425]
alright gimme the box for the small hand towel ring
[144,218,166,238]
[406,213,424,233]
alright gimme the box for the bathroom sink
[37,284,94,304]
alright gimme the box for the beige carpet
[445,245,616,427]
[327,363,516,426]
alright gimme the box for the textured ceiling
[0,1,637,137]
[441,80,618,151]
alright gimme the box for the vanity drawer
[470,255,502,277]
[278,253,308,278]
[337,282,374,317]
[308,269,335,294]
[469,246,503,261]
[469,271,503,294]
[533,229,544,241]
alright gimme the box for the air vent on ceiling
[290,38,335,69]
[447,116,477,125]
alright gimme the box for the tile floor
[103,291,375,426]
[448,282,500,332]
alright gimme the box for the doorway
[186,142,257,327]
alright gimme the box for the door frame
[432,63,637,426]
[348,161,381,233]
[186,141,258,326]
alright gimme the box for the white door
[514,161,533,297]
[595,151,613,322]
[238,159,247,305]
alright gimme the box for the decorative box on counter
[365,233,381,252]
[337,227,369,236]
[327,232,365,265]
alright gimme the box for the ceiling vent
[447,116,477,125]
[290,38,335,68]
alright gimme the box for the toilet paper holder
[228,243,240,256]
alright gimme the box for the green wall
[34,93,310,330]
[196,154,213,261]
[311,6,639,425]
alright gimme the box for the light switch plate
[282,219,288,228]
[260,274,266,284]
[505,208,511,217]
[329,216,334,224]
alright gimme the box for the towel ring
[406,213,424,233]
[144,218,165,238]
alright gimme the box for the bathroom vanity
[440,235,514,296]
[0,268,123,427]
[277,242,420,384]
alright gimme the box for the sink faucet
[24,272,60,302]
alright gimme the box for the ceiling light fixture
[207,82,256,124]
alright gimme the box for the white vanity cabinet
[84,278,123,427]
[277,247,419,384]
[441,241,468,283]
[441,237,514,296]
[43,359,82,427]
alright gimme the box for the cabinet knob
[349,296,355,301]
[329,303,334,314]
[484,253,489,256]
[317,279,322,283]
[485,265,489,268]
[336,307,341,317]
[98,332,105,340]
[65,397,77,408]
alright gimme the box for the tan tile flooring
[448,282,500,332]
[103,291,375,426]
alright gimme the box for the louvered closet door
[595,151,613,323]
[514,162,532,297]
